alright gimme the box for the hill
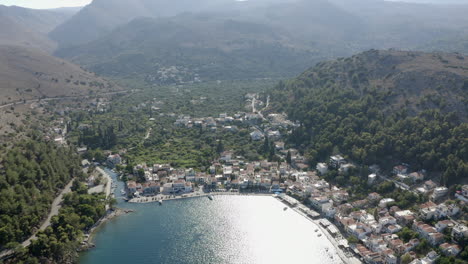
[0,45,121,106]
[270,50,468,185]
[0,5,79,52]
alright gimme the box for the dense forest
[270,50,468,185]
[12,181,107,264]
[0,139,82,248]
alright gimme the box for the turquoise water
[79,169,343,264]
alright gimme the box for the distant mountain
[53,0,468,83]
[0,45,121,105]
[55,15,323,83]
[0,5,78,52]
[48,0,240,47]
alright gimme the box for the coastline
[89,168,361,264]
[127,191,271,203]
[80,208,134,251]
[275,195,362,264]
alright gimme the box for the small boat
[317,234,322,237]
[208,195,213,200]
[121,189,126,195]
[158,200,163,205]
[315,229,318,232]
[283,207,288,211]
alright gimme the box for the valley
[0,0,467,264]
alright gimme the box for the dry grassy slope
[298,50,468,118]
[0,15,57,53]
[0,5,78,53]
[0,45,122,105]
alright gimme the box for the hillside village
[88,93,468,264]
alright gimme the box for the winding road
[0,178,75,259]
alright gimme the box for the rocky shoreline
[79,208,135,251]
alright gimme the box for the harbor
[94,167,360,264]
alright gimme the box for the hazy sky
[0,0,92,9]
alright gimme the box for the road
[0,178,75,259]
[144,128,152,140]
[0,91,130,110]
[96,167,113,210]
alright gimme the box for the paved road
[0,178,75,259]
[96,167,113,210]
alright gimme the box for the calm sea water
[79,170,343,264]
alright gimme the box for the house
[394,210,416,225]
[379,198,395,208]
[435,220,455,233]
[250,130,264,141]
[127,181,137,194]
[339,163,355,174]
[368,174,377,185]
[267,130,281,140]
[436,203,460,218]
[316,163,328,175]
[81,159,91,168]
[106,154,122,168]
[409,172,425,182]
[309,196,333,212]
[274,141,285,150]
[427,232,444,246]
[329,155,346,168]
[452,224,468,240]
[220,151,234,162]
[410,251,439,264]
[439,243,461,257]
[462,185,468,197]
[142,182,160,195]
[368,192,382,201]
[347,223,372,240]
[419,202,438,220]
[431,187,448,200]
[393,165,408,175]
[424,180,438,191]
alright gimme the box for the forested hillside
[270,50,468,184]
[0,139,82,248]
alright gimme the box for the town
[79,93,467,264]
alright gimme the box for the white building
[368,174,377,185]
[316,163,328,175]
[250,130,264,141]
[330,155,346,168]
[432,187,448,200]
[379,198,395,208]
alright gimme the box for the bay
[80,170,343,264]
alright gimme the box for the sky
[0,0,92,9]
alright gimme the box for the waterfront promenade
[127,191,271,203]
